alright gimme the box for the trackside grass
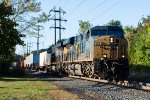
[0,77,78,100]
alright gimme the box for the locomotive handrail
[111,62,123,73]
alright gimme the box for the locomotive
[25,25,129,81]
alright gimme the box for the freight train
[25,26,129,81]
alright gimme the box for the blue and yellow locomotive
[26,25,129,81]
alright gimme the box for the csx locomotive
[25,25,129,81]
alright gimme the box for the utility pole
[54,6,57,45]
[49,6,67,45]
[26,42,32,55]
[59,7,61,41]
[32,25,44,54]
[26,41,29,55]
[37,26,40,54]
[26,25,43,55]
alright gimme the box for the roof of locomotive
[47,25,124,54]
[91,25,124,38]
[63,37,75,45]
[91,26,123,31]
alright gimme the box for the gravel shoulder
[30,71,150,100]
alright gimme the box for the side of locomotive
[25,25,129,81]
[44,26,129,80]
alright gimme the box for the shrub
[9,66,26,77]
[0,60,11,76]
[129,64,150,72]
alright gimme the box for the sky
[16,0,150,55]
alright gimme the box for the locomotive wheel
[82,63,94,78]
[93,74,100,79]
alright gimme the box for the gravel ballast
[32,71,150,100]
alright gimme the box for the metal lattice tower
[49,6,67,45]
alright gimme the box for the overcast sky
[16,0,150,55]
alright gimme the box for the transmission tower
[27,25,44,55]
[33,25,44,54]
[26,42,32,55]
[49,6,67,45]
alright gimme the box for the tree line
[124,16,150,67]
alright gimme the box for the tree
[0,2,25,76]
[0,2,23,58]
[107,19,122,28]
[142,16,150,34]
[78,20,92,33]
[3,0,49,37]
[127,16,150,66]
[124,26,136,51]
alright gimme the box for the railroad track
[30,71,150,99]
[69,75,150,91]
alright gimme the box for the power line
[90,0,122,21]
[67,0,84,17]
[55,0,61,6]
[80,0,107,17]
[62,0,70,9]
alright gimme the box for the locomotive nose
[94,36,127,60]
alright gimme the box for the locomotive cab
[91,26,129,80]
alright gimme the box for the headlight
[110,37,113,43]
[103,54,107,58]
[122,55,125,58]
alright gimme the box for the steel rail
[69,75,150,91]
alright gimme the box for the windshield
[109,30,124,37]
[91,30,107,36]
[91,29,124,37]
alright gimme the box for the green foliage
[9,66,26,77]
[0,59,11,76]
[129,64,150,82]
[0,2,23,58]
[131,33,150,66]
[107,19,122,28]
[3,0,49,38]
[124,16,150,67]
[124,26,136,51]
[78,20,92,33]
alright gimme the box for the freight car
[38,50,51,70]
[25,53,39,69]
[26,25,129,81]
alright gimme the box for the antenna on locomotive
[49,6,67,45]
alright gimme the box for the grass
[0,77,79,100]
